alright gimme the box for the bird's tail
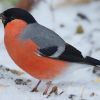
[84,56,100,66]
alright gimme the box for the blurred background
[0,0,100,70]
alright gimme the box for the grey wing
[19,23,66,58]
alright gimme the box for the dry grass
[55,0,91,8]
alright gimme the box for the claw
[31,80,41,92]
[31,88,38,92]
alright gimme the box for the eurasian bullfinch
[0,8,100,94]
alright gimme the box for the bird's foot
[31,80,41,92]
[31,88,38,92]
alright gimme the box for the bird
[0,8,100,94]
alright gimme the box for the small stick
[47,86,58,98]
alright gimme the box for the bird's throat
[4,19,27,37]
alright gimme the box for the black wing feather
[58,44,84,62]
[39,43,84,63]
[39,46,58,56]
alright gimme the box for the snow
[0,1,100,100]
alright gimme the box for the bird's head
[0,8,37,27]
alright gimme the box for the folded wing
[19,23,84,62]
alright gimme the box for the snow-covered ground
[0,1,100,100]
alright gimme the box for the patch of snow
[0,1,100,100]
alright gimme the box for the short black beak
[0,13,6,24]
[0,13,3,19]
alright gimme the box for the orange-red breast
[0,8,100,83]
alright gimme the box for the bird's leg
[31,80,41,92]
[43,81,52,95]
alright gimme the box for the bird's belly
[4,38,67,80]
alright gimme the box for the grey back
[19,23,66,57]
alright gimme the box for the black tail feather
[84,56,100,66]
[57,44,100,66]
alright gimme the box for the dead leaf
[76,25,84,34]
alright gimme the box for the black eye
[11,16,15,19]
